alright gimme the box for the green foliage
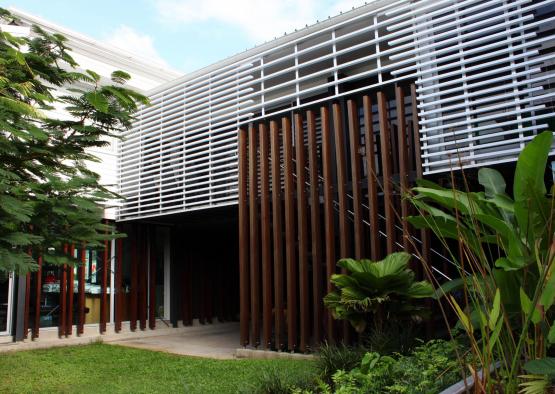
[323,252,433,333]
[408,131,555,391]
[316,342,366,384]
[302,340,465,394]
[0,8,148,273]
[252,367,315,394]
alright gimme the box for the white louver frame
[118,0,555,221]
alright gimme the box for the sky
[4,0,368,75]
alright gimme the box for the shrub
[301,340,466,394]
[316,342,365,384]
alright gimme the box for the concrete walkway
[110,322,240,359]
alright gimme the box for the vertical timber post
[238,127,250,347]
[295,113,309,352]
[270,120,284,350]
[321,106,336,343]
[377,91,395,255]
[307,109,322,345]
[283,116,297,351]
[259,123,272,349]
[248,124,260,347]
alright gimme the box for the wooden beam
[24,271,30,339]
[295,113,310,352]
[307,109,322,345]
[130,226,138,331]
[67,244,75,336]
[115,238,123,333]
[259,123,272,349]
[100,232,108,334]
[139,226,147,330]
[283,116,297,351]
[363,95,381,261]
[149,227,157,330]
[347,99,364,259]
[32,255,42,339]
[396,85,411,253]
[377,91,395,255]
[321,105,336,343]
[270,120,284,350]
[78,246,85,335]
[332,102,352,343]
[248,123,260,347]
[238,126,250,346]
[59,246,67,338]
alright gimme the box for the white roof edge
[7,7,182,81]
[146,0,391,96]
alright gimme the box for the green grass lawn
[0,343,315,394]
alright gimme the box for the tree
[0,8,148,273]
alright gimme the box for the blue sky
[4,0,366,75]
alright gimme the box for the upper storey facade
[119,0,555,221]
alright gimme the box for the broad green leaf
[478,168,506,198]
[489,288,501,330]
[450,296,473,334]
[514,131,552,203]
[540,273,555,309]
[523,358,555,377]
[488,315,504,353]
[520,288,541,325]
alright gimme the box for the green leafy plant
[323,252,434,334]
[316,342,365,384]
[298,340,466,394]
[408,131,555,392]
[0,8,148,273]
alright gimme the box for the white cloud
[104,25,168,67]
[154,0,366,43]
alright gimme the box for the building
[4,0,555,350]
[0,9,181,341]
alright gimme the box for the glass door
[0,272,13,335]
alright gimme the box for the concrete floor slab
[109,322,240,359]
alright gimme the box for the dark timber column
[377,91,395,255]
[321,106,336,343]
[363,95,381,260]
[347,99,364,259]
[307,109,322,344]
[67,244,75,336]
[149,227,157,330]
[130,226,138,331]
[24,271,30,339]
[78,246,85,335]
[32,255,42,339]
[259,123,272,349]
[283,116,297,351]
[115,238,123,332]
[411,83,430,265]
[248,124,260,347]
[238,126,250,346]
[396,86,410,253]
[100,235,108,333]
[139,226,147,330]
[332,102,351,343]
[59,246,67,337]
[295,113,309,352]
[270,120,284,350]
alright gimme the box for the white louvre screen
[118,0,555,220]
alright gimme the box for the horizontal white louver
[118,0,555,220]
